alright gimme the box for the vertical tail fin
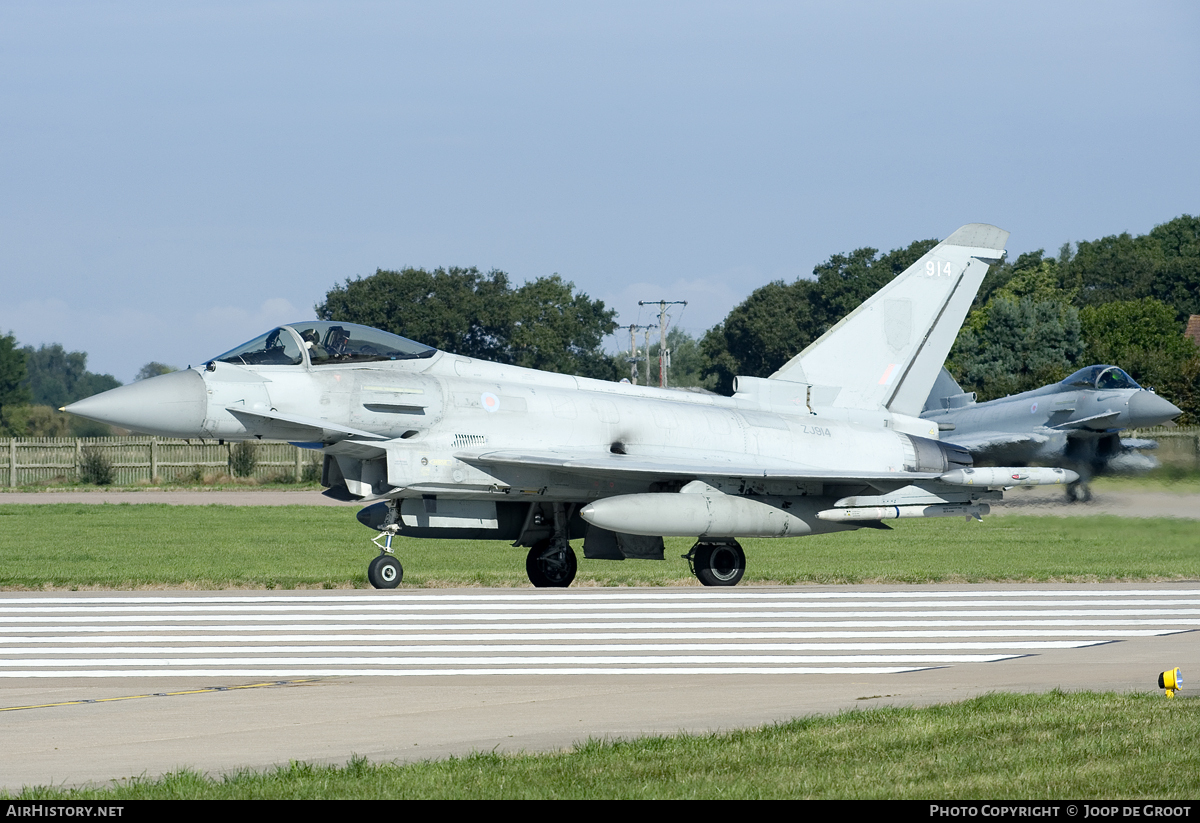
[770,223,1008,415]
[922,366,972,413]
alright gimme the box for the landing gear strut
[684,540,746,587]
[524,502,577,587]
[1065,481,1093,503]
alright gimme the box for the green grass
[7,691,1200,799]
[0,479,325,493]
[1091,471,1200,493]
[2,503,1199,589]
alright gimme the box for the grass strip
[7,691,1199,799]
[3,503,1200,589]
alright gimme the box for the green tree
[1065,215,1200,322]
[700,238,937,394]
[1,332,32,435]
[1080,298,1200,424]
[508,275,619,379]
[316,267,619,379]
[949,296,1085,400]
[22,344,121,408]
[643,328,715,390]
[811,239,939,319]
[957,250,1077,340]
[1146,215,1200,321]
[701,280,822,394]
[4,404,74,437]
[316,267,514,361]
[135,362,176,381]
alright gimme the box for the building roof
[1186,315,1200,347]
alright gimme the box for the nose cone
[64,369,207,437]
[1127,391,1182,428]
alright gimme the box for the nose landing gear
[368,526,403,589]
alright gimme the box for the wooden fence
[2,427,1196,488]
[1124,426,1200,469]
[1,438,321,487]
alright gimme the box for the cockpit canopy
[212,322,436,367]
[1061,365,1141,391]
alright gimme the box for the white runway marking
[0,589,1195,679]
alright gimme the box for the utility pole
[638,300,687,388]
[643,328,652,388]
[624,324,654,385]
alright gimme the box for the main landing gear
[526,539,577,588]
[525,503,578,587]
[684,539,746,587]
[1065,480,1093,503]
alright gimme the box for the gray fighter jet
[66,223,1078,588]
[920,365,1181,501]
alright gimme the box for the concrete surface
[1,584,1196,791]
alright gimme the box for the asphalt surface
[1,584,1197,791]
[1,487,1198,791]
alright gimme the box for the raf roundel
[1030,402,1038,414]
[481,392,500,413]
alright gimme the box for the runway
[1,588,1197,678]
[1,584,1197,791]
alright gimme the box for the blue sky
[2,1,1197,383]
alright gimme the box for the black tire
[692,542,745,587]
[1065,482,1093,504]
[526,540,577,588]
[368,554,403,589]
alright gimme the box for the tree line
[699,215,1200,422]
[3,214,1196,437]
[319,214,1199,422]
[0,340,172,437]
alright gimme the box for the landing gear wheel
[526,540,577,588]
[691,541,746,587]
[1065,482,1093,504]
[368,554,402,589]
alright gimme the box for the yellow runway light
[1158,667,1183,698]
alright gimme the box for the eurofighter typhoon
[921,365,1181,501]
[66,224,1078,588]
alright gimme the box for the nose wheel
[368,554,403,588]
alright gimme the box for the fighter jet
[920,365,1182,501]
[66,223,1078,588]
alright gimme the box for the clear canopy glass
[213,322,436,367]
[213,327,304,366]
[1061,365,1141,391]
